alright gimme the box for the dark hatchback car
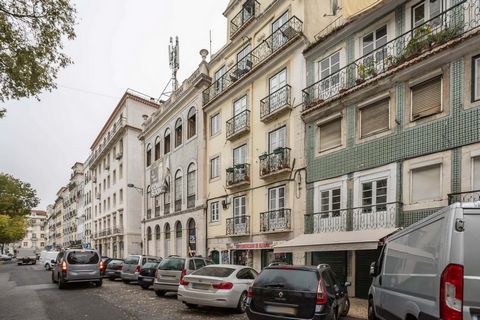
[246,264,350,320]
[104,259,124,280]
[138,261,161,289]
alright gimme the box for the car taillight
[247,286,253,297]
[61,260,67,272]
[135,265,141,274]
[212,282,233,290]
[179,268,187,282]
[179,278,189,286]
[316,278,327,305]
[99,261,105,271]
[440,264,463,320]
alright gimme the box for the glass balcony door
[272,11,289,50]
[233,196,247,234]
[268,185,285,230]
[269,69,287,112]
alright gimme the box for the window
[269,126,286,152]
[237,45,252,74]
[362,25,387,69]
[211,202,219,222]
[164,176,171,213]
[411,164,442,202]
[154,136,161,160]
[175,221,183,256]
[146,185,151,212]
[320,188,341,215]
[233,144,247,165]
[146,144,152,166]
[187,108,196,139]
[412,0,441,28]
[269,69,288,111]
[272,11,289,50]
[175,119,183,147]
[214,66,226,93]
[154,194,160,216]
[210,113,221,136]
[473,55,480,102]
[210,157,220,179]
[164,128,171,154]
[233,95,247,116]
[233,196,246,217]
[411,76,442,120]
[113,170,116,185]
[318,51,340,95]
[473,157,480,189]
[119,164,123,179]
[187,163,196,208]
[164,223,171,256]
[174,170,182,211]
[119,189,123,203]
[362,179,388,212]
[147,227,152,241]
[360,98,390,138]
[318,117,342,152]
[269,186,285,211]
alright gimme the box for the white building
[89,89,160,258]
[82,155,94,246]
[10,210,47,252]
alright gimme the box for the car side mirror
[370,262,378,276]
[344,281,351,287]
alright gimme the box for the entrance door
[211,250,220,264]
[355,249,381,299]
[312,251,347,284]
[233,196,247,234]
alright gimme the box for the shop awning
[273,228,398,253]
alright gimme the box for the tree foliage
[0,214,26,244]
[0,0,77,102]
[0,173,39,217]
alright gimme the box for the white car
[177,264,258,313]
[39,251,59,270]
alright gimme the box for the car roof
[265,264,327,273]
[202,264,248,270]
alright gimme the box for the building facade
[277,0,480,298]
[82,156,94,246]
[140,51,210,258]
[10,210,47,252]
[89,90,159,258]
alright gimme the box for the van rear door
[463,208,480,320]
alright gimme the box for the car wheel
[96,279,103,287]
[185,303,198,309]
[341,297,350,317]
[155,290,166,297]
[368,299,378,320]
[51,271,57,283]
[17,263,21,266]
[236,291,248,313]
[140,284,150,290]
[58,275,66,289]
[122,279,130,284]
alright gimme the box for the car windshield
[254,269,318,292]
[157,258,185,270]
[66,251,99,264]
[192,266,235,278]
[142,262,158,269]
[124,256,140,264]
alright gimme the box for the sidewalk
[349,298,368,319]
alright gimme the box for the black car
[137,261,160,289]
[104,259,124,280]
[246,264,350,320]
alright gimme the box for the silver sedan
[177,264,258,313]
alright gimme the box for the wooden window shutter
[411,164,441,202]
[319,117,341,151]
[411,76,442,120]
[360,98,389,138]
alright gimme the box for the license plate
[265,305,297,316]
[144,278,153,282]
[192,283,211,290]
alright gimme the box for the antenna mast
[169,36,180,92]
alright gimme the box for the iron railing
[314,15,345,41]
[187,195,196,209]
[260,209,291,232]
[303,1,480,109]
[230,0,260,38]
[155,207,160,217]
[226,215,250,235]
[203,16,303,105]
[113,226,124,234]
[448,189,480,204]
[226,163,250,186]
[164,203,170,215]
[106,228,112,236]
[175,199,182,212]
[146,209,152,220]
[259,147,291,177]
[90,117,126,165]
[226,110,250,139]
[260,85,292,120]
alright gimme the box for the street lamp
[127,183,143,195]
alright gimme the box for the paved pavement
[0,262,366,320]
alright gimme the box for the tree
[0,173,39,217]
[0,0,77,103]
[0,214,26,253]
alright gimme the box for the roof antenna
[157,36,180,102]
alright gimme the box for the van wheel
[368,299,378,320]
[58,275,66,289]
[236,291,248,313]
[32,261,36,265]
[155,290,166,297]
[17,263,21,266]
[341,297,350,317]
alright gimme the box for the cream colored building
[10,210,47,252]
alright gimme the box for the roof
[31,210,47,216]
[274,228,398,253]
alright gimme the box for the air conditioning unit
[115,151,123,160]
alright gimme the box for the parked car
[100,256,112,277]
[16,248,37,265]
[104,259,124,280]
[138,261,161,289]
[0,254,12,261]
[153,256,214,296]
[51,249,103,289]
[247,264,350,320]
[121,255,159,284]
[39,251,59,270]
[368,202,480,320]
[178,264,257,313]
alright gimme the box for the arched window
[155,224,161,257]
[146,143,152,166]
[175,118,183,147]
[174,170,182,212]
[187,163,196,208]
[187,107,196,139]
[188,219,196,255]
[163,175,171,215]
[175,221,183,256]
[147,226,152,241]
[164,128,171,154]
[164,223,171,256]
[154,136,161,160]
[155,225,161,240]
[146,185,151,214]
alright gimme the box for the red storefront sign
[234,242,272,249]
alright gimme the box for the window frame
[146,143,152,167]
[472,54,480,102]
[410,75,443,121]
[210,113,221,137]
[187,107,197,140]
[317,115,343,153]
[175,118,183,148]
[210,201,220,222]
[164,128,171,155]
[210,156,220,180]
[359,98,391,139]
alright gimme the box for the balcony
[448,189,480,204]
[187,195,196,209]
[259,147,291,178]
[230,0,260,39]
[226,110,250,140]
[260,209,291,233]
[226,164,250,188]
[226,215,250,236]
[113,226,124,235]
[175,199,182,212]
[260,85,292,122]
[303,1,479,110]
[106,228,112,236]
[90,117,127,166]
[203,16,303,105]
[313,209,348,233]
[164,203,170,215]
[146,209,152,220]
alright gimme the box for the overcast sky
[0,0,227,210]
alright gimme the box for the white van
[39,251,59,270]
[368,202,480,320]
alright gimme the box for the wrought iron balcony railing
[226,163,250,187]
[146,209,152,220]
[106,228,112,236]
[203,16,303,105]
[226,215,250,236]
[260,209,291,232]
[260,85,292,121]
[155,207,160,217]
[113,226,124,234]
[164,203,170,215]
[448,189,480,204]
[226,110,250,140]
[259,147,291,177]
[175,199,182,212]
[230,0,260,39]
[303,1,479,110]
[187,195,196,209]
